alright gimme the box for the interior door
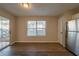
[0,16,10,50]
[58,18,63,46]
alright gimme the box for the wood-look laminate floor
[0,43,74,56]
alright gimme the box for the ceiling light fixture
[20,3,29,8]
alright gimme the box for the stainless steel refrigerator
[67,19,79,55]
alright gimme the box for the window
[27,20,46,36]
[0,16,10,38]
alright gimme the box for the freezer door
[74,19,79,55]
[68,20,76,31]
[67,32,76,53]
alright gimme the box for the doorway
[0,16,10,50]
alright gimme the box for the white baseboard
[15,41,59,43]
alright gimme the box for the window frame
[27,20,46,36]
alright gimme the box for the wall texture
[16,16,58,43]
[0,8,16,44]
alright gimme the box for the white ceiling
[0,3,79,16]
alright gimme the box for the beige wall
[16,16,58,42]
[0,8,16,44]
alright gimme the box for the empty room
[0,3,79,56]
